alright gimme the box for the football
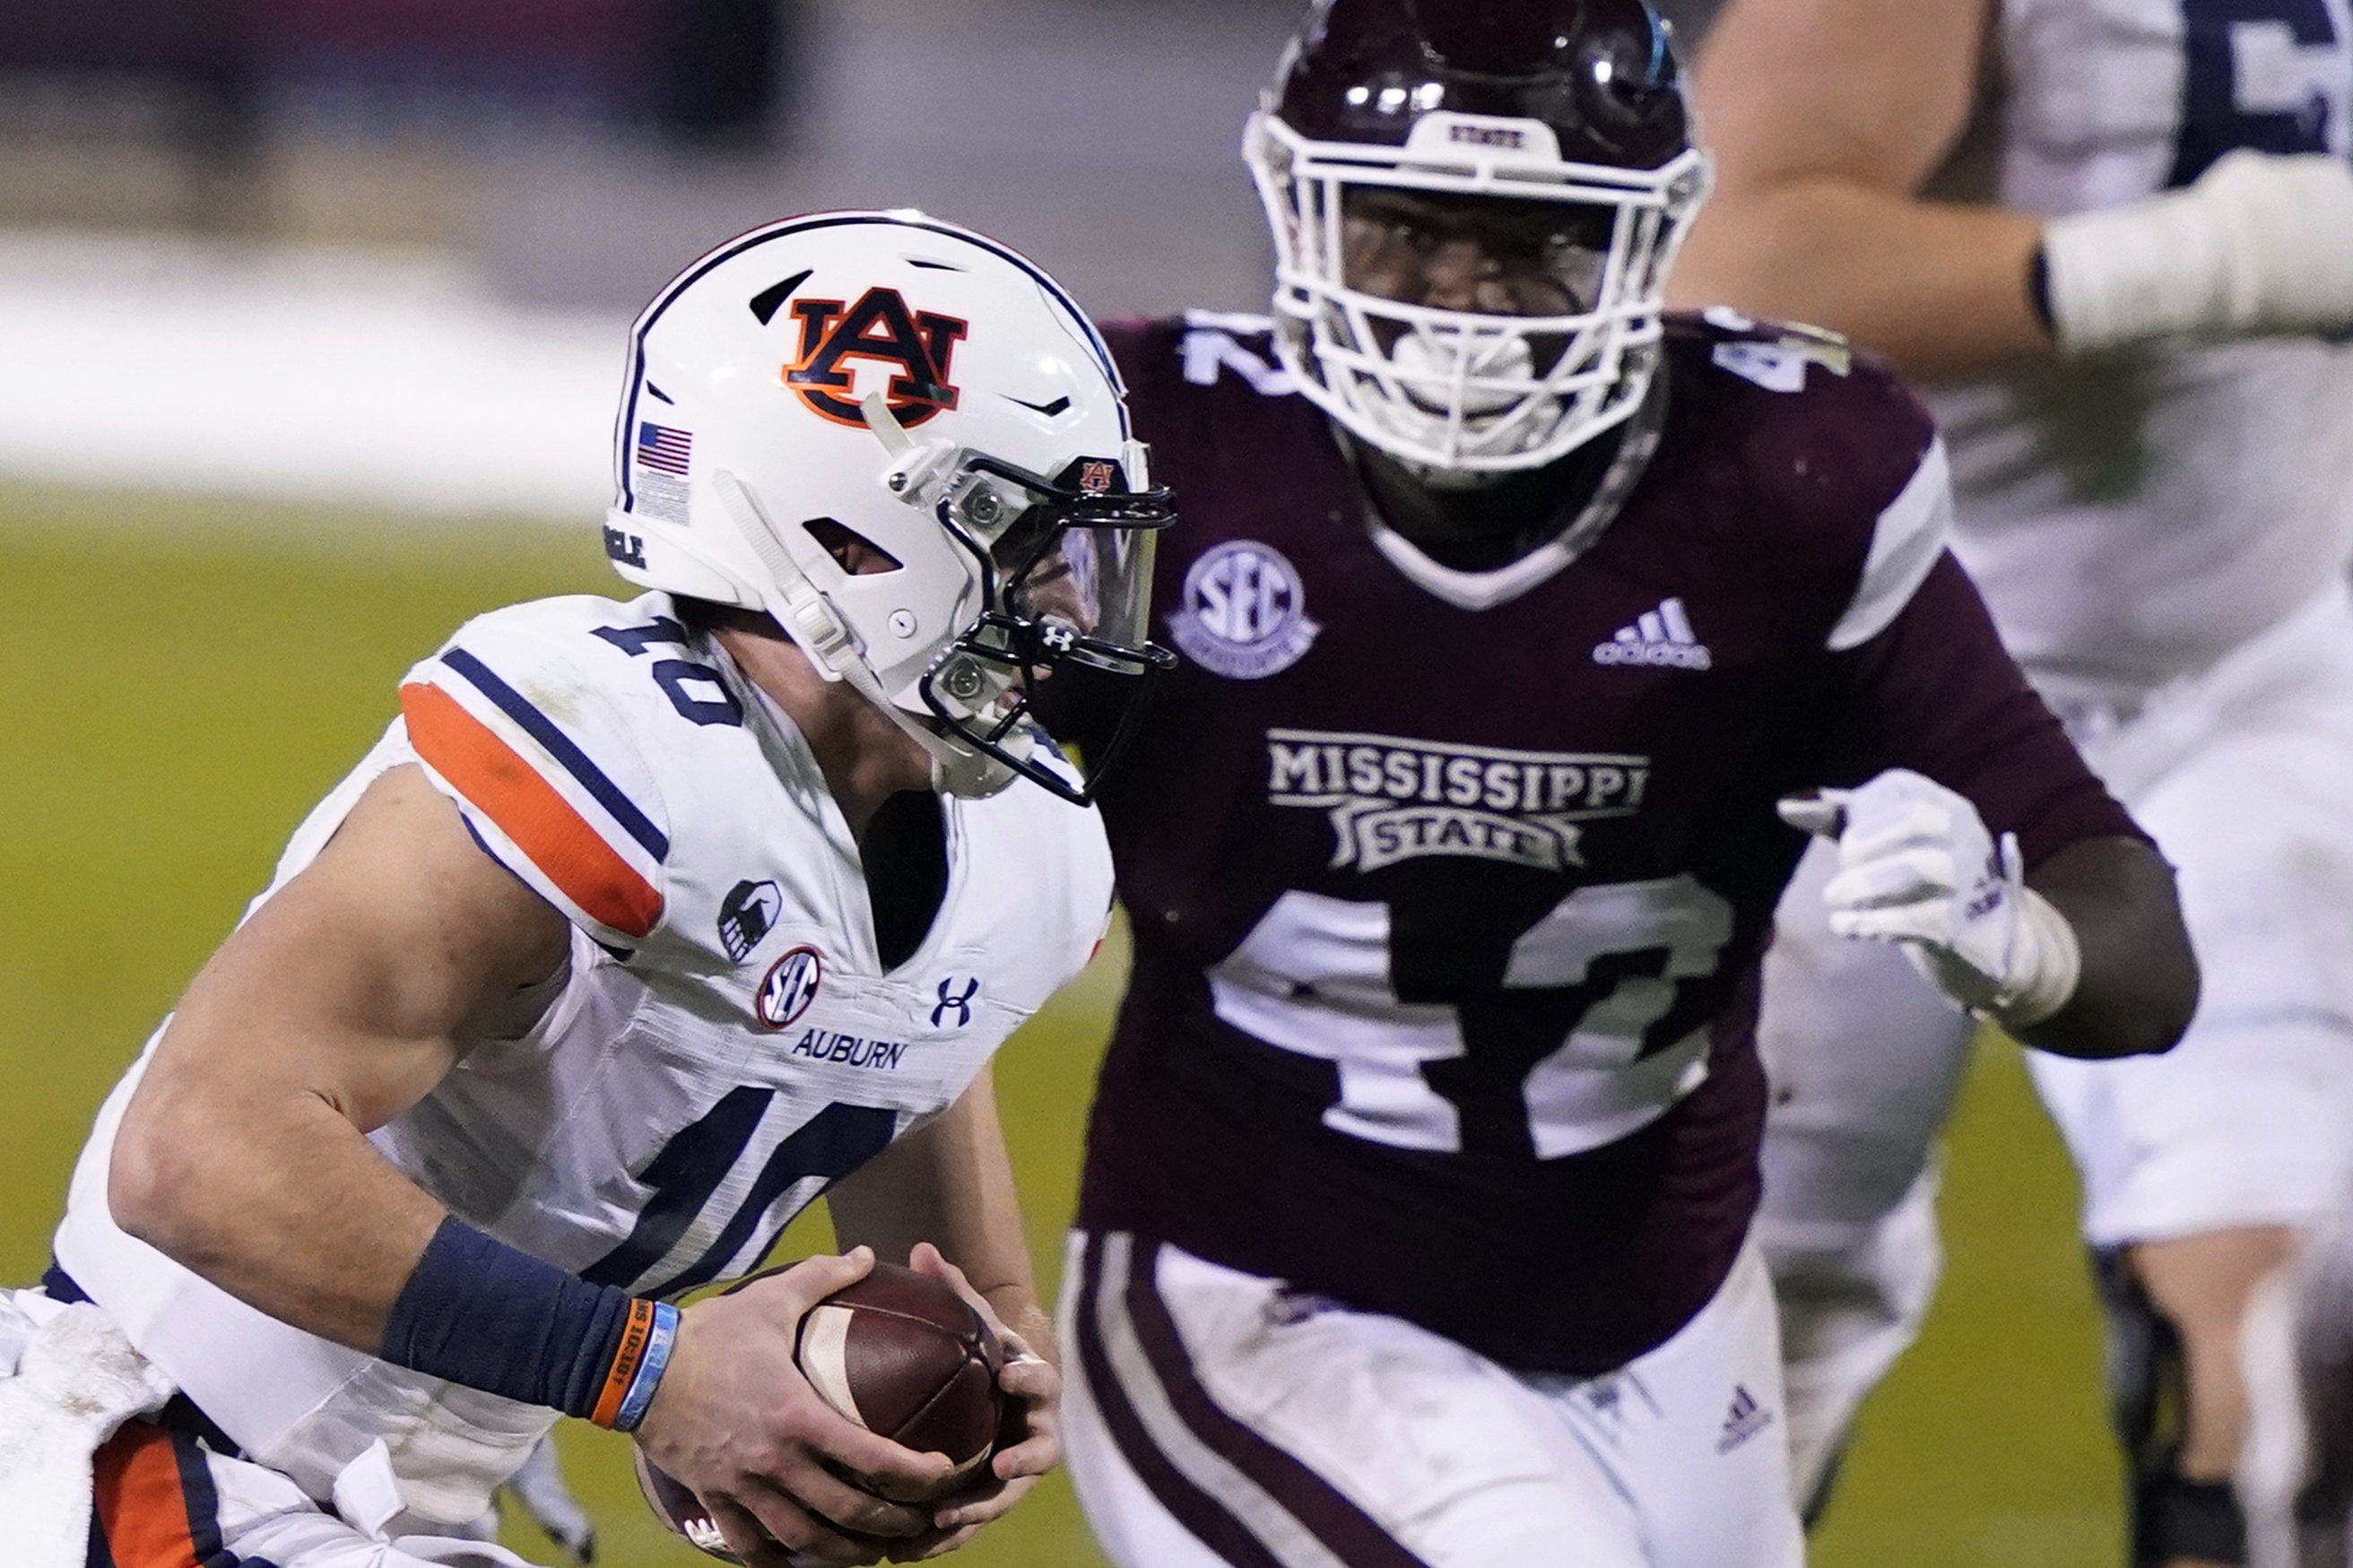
[636,1261,1009,1560]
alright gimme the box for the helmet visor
[917,450,1177,802]
[942,450,1172,670]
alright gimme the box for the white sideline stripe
[1828,439,1953,652]
[799,1304,868,1425]
[1092,1234,1351,1568]
[0,232,621,522]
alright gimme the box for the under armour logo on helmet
[785,287,969,430]
[931,975,981,1028]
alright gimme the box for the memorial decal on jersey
[1168,541,1320,680]
[718,879,784,962]
[1266,728,1651,872]
[755,944,824,1029]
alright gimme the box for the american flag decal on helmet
[636,422,693,476]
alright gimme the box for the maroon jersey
[1062,310,2139,1375]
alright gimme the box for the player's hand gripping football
[882,1241,1064,1563]
[1778,767,2079,1027]
[634,1247,957,1568]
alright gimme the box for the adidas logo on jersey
[1593,597,1713,671]
[1715,1383,1774,1454]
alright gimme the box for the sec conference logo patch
[1168,541,1320,680]
[756,945,824,1030]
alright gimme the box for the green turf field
[0,485,2123,1565]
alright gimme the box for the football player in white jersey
[1672,2,2353,1564]
[0,212,1178,1568]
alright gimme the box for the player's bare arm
[108,762,564,1348]
[828,1070,1063,1555]
[2016,834,2197,1060]
[828,1069,1052,1359]
[108,764,951,1565]
[1667,0,2051,377]
[1677,0,2353,378]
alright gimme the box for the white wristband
[2041,150,2353,352]
[1979,886,2081,1031]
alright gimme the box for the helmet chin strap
[708,467,1017,800]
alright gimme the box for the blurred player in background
[0,212,1175,1568]
[1037,3,2198,1564]
[1668,2,2353,1564]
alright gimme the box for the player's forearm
[114,1045,679,1430]
[109,1068,446,1351]
[1671,180,2051,378]
[2016,836,2199,1059]
[828,1071,1050,1358]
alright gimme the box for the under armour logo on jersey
[1593,597,1713,671]
[1716,1384,1774,1454]
[786,288,969,429]
[931,975,981,1028]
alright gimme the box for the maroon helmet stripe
[1071,1233,1291,1568]
[1119,1238,1439,1568]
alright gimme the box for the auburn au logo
[785,287,969,429]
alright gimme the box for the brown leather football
[635,1261,1008,1560]
[795,1261,1008,1502]
[633,1445,740,1562]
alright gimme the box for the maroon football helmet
[1246,0,1710,477]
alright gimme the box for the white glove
[2040,149,2353,351]
[1778,768,2080,1027]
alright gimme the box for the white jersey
[50,591,1114,1526]
[1925,0,2353,692]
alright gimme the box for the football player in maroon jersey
[1036,3,2198,1564]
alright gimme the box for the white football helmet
[604,211,1175,801]
[1245,0,1711,479]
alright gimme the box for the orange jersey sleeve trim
[401,681,664,939]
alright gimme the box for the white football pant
[1059,1231,1803,1568]
[1755,831,1970,1508]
